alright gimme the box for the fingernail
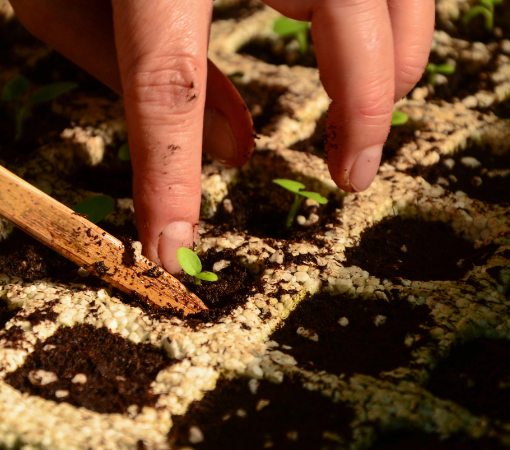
[203,106,237,164]
[349,144,383,192]
[158,221,194,275]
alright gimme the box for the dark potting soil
[427,339,510,422]
[229,79,289,134]
[270,291,434,378]
[289,111,327,158]
[0,228,80,283]
[0,299,18,332]
[0,104,71,162]
[177,248,258,322]
[435,2,510,44]
[344,216,493,282]
[168,376,355,449]
[66,144,134,199]
[407,143,510,206]
[239,37,317,68]
[414,52,498,105]
[208,180,342,241]
[212,0,265,22]
[118,247,263,326]
[374,429,503,450]
[382,122,420,165]
[0,302,59,350]
[5,323,174,414]
[492,96,510,119]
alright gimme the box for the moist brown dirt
[382,122,421,165]
[0,229,80,283]
[168,376,355,449]
[212,0,265,22]
[344,216,495,282]
[414,51,499,104]
[0,302,58,349]
[270,291,434,378]
[229,79,289,134]
[66,144,134,199]
[0,299,18,331]
[239,36,317,68]
[177,248,257,322]
[427,339,510,422]
[407,143,510,205]
[435,3,510,43]
[207,180,342,240]
[374,429,503,449]
[5,323,175,414]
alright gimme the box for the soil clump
[5,323,174,414]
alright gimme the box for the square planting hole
[5,324,175,414]
[270,291,434,378]
[407,143,510,205]
[168,376,354,449]
[344,216,496,282]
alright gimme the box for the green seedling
[391,111,408,126]
[273,179,328,228]
[463,0,503,31]
[73,195,115,224]
[118,142,131,161]
[273,16,311,55]
[177,247,218,285]
[1,74,78,140]
[425,62,456,86]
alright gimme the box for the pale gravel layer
[0,0,509,448]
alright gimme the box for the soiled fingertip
[157,221,195,275]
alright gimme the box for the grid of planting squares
[0,0,510,448]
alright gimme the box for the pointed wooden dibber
[0,164,207,315]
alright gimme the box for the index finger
[111,0,211,272]
[311,0,395,192]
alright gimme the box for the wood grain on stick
[0,164,207,315]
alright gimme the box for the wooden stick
[0,164,207,315]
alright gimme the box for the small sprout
[1,74,29,101]
[177,247,218,285]
[425,62,456,87]
[227,71,245,80]
[118,142,131,161]
[72,195,115,224]
[463,0,503,31]
[273,16,311,55]
[273,179,328,228]
[391,111,408,126]
[1,75,77,140]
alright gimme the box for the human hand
[266,0,435,191]
[9,0,255,274]
[10,0,434,274]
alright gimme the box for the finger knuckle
[397,55,429,86]
[123,55,203,115]
[354,85,394,122]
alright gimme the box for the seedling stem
[463,0,503,31]
[177,248,218,285]
[1,75,77,140]
[273,179,328,228]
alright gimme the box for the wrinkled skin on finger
[265,0,434,192]
[9,0,254,274]
[8,0,433,272]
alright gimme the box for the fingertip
[157,221,195,275]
